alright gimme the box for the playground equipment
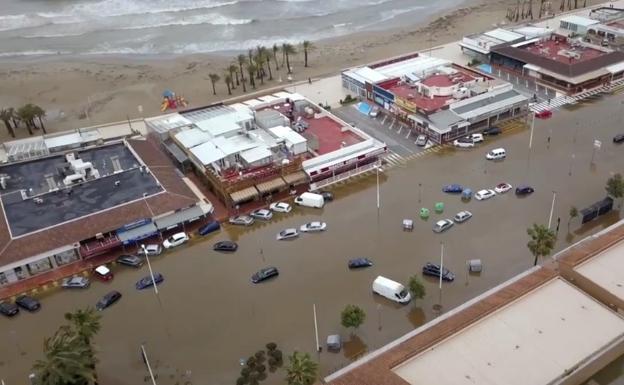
[434,202,444,214]
[420,208,430,219]
[160,89,188,112]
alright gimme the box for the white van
[372,276,411,304]
[486,147,506,160]
[294,192,325,208]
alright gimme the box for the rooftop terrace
[521,38,606,64]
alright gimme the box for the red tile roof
[305,116,364,154]
[0,138,197,268]
[389,84,452,113]
[420,72,474,88]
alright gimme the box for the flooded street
[2,94,624,385]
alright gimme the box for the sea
[0,0,464,59]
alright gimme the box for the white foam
[0,50,72,58]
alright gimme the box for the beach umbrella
[162,89,175,98]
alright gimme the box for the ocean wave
[21,32,87,39]
[119,13,254,30]
[0,50,72,58]
[380,5,425,22]
[67,0,241,18]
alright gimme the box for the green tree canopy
[527,223,556,266]
[408,275,426,300]
[341,304,366,330]
[285,351,318,385]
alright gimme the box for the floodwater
[1,94,624,385]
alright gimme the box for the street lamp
[141,344,158,385]
[141,244,159,295]
[548,191,557,229]
[376,161,383,211]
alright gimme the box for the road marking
[397,126,402,135]
[388,120,395,130]
[405,130,411,139]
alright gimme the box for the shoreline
[0,0,604,141]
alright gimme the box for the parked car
[319,191,334,202]
[416,134,428,146]
[117,254,144,268]
[135,273,164,290]
[482,126,502,136]
[163,232,189,249]
[469,133,484,143]
[515,185,535,196]
[198,221,220,236]
[433,219,454,233]
[369,106,380,117]
[442,184,464,193]
[475,189,496,201]
[61,276,90,289]
[0,301,19,317]
[294,192,325,208]
[251,266,279,283]
[613,133,624,143]
[213,240,238,252]
[422,262,455,281]
[276,228,299,240]
[535,109,552,119]
[300,221,327,232]
[250,208,273,220]
[453,137,474,148]
[494,182,512,194]
[486,148,506,160]
[95,291,122,311]
[454,211,473,223]
[16,295,41,312]
[228,215,255,226]
[372,276,411,304]
[93,265,113,281]
[348,258,374,269]
[269,202,292,213]
[138,244,162,256]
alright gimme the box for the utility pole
[141,345,158,385]
[313,304,320,353]
[141,244,159,295]
[548,191,557,229]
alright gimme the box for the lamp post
[141,344,158,385]
[313,304,320,353]
[548,191,557,229]
[141,244,159,295]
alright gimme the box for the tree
[253,54,265,85]
[224,74,233,95]
[32,104,47,134]
[606,173,624,210]
[285,351,318,385]
[227,64,239,88]
[272,44,280,71]
[408,275,426,300]
[302,41,314,67]
[65,308,101,384]
[527,223,556,266]
[17,104,35,135]
[208,73,220,95]
[246,63,257,89]
[265,53,273,81]
[340,304,366,331]
[282,43,297,74]
[0,108,16,138]
[237,54,247,92]
[568,206,578,230]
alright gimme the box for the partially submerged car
[276,228,299,240]
[251,267,279,283]
[135,273,164,290]
[269,202,293,213]
[299,221,327,233]
[348,258,373,269]
[61,276,90,289]
[228,215,255,226]
[213,240,238,252]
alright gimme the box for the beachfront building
[490,34,624,95]
[0,135,211,287]
[460,25,552,63]
[325,220,624,385]
[146,91,386,206]
[559,15,600,36]
[342,53,528,144]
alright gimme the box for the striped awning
[255,177,286,194]
[282,171,308,185]
[230,186,259,203]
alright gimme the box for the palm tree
[568,206,578,230]
[272,44,280,71]
[224,74,233,95]
[527,223,556,266]
[208,73,220,95]
[285,351,318,385]
[282,43,297,74]
[281,43,287,67]
[31,104,47,134]
[65,308,101,384]
[606,173,624,210]
[228,63,240,86]
[253,54,265,85]
[248,49,254,67]
[17,104,35,135]
[0,108,16,138]
[246,63,257,89]
[256,46,268,77]
[237,54,247,92]
[265,53,273,80]
[302,40,314,67]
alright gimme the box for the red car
[535,110,552,119]
[93,265,114,281]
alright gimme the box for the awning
[117,222,159,244]
[230,186,259,203]
[255,177,286,193]
[163,140,189,164]
[282,171,308,185]
[154,204,207,230]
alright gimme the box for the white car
[433,219,454,233]
[163,232,189,249]
[276,228,299,240]
[494,182,512,194]
[453,138,474,148]
[475,189,496,201]
[454,211,473,223]
[269,202,292,213]
[250,209,273,220]
[138,244,162,256]
[470,133,484,143]
[299,221,327,232]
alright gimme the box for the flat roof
[376,56,451,79]
[388,83,452,113]
[240,146,272,164]
[393,278,624,385]
[144,113,193,134]
[174,128,212,149]
[561,15,599,27]
[575,239,624,301]
[188,141,226,166]
[451,89,527,119]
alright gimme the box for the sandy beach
[0,0,605,141]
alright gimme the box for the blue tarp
[357,102,372,115]
[477,64,492,74]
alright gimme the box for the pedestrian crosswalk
[530,95,576,113]
[529,77,624,113]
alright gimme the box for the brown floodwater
[1,94,624,385]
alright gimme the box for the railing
[309,161,380,191]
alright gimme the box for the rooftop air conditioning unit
[95,233,104,239]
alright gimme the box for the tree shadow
[343,334,367,361]
[406,307,426,328]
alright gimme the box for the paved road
[1,94,623,385]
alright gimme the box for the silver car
[454,211,473,223]
[276,228,299,240]
[228,215,255,226]
[250,209,273,220]
[138,244,162,256]
[433,219,454,233]
[416,134,427,146]
[61,276,90,289]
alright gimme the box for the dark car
[117,254,144,268]
[213,240,238,252]
[482,126,502,136]
[422,262,455,281]
[614,134,624,143]
[515,185,535,196]
[15,295,40,312]
[198,221,220,236]
[0,301,19,317]
[319,191,334,202]
[135,273,164,290]
[348,258,373,269]
[96,291,122,311]
[251,267,279,284]
[442,184,464,193]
